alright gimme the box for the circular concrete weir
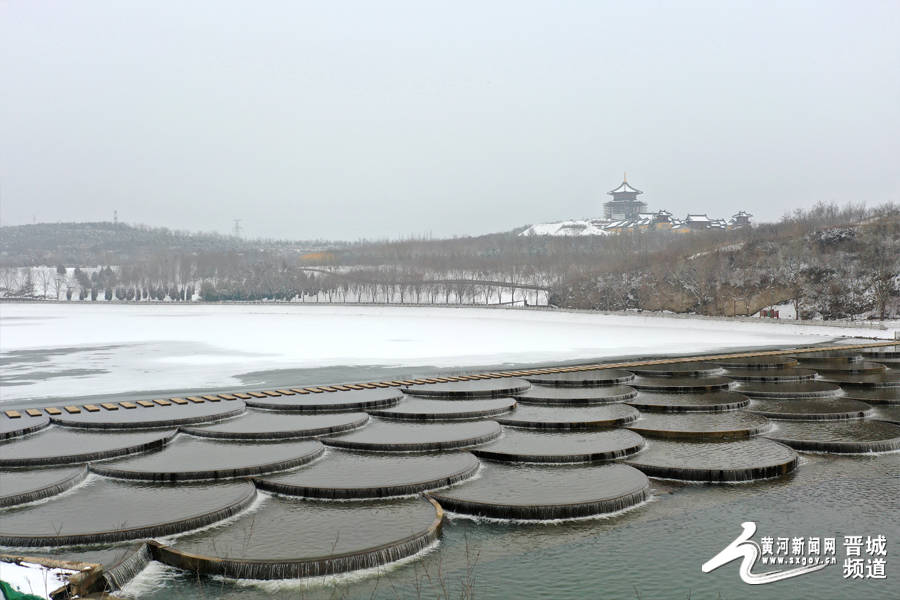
[1,414,50,441]
[89,437,324,481]
[870,406,900,424]
[840,388,900,405]
[624,438,799,482]
[496,404,639,430]
[158,495,442,579]
[818,371,900,388]
[860,345,900,359]
[793,351,863,364]
[873,358,900,370]
[748,398,873,421]
[403,378,531,399]
[514,384,637,406]
[0,466,88,508]
[764,420,900,453]
[624,391,749,413]
[626,411,771,441]
[523,369,635,387]
[49,400,246,430]
[0,428,176,467]
[713,356,799,369]
[471,428,645,463]
[629,362,723,378]
[245,388,403,412]
[367,397,516,421]
[429,462,649,520]
[801,361,887,375]
[255,450,480,499]
[723,367,817,382]
[0,479,256,547]
[629,375,733,393]
[736,380,843,399]
[180,410,369,439]
[324,420,501,452]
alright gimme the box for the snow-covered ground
[0,559,77,599]
[520,219,612,236]
[0,303,895,404]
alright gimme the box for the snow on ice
[0,303,894,404]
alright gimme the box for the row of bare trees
[2,201,896,318]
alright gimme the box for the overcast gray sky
[1,1,898,240]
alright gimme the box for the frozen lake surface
[0,303,892,405]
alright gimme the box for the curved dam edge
[0,466,89,508]
[496,413,639,431]
[178,415,369,440]
[0,430,179,468]
[428,483,649,521]
[625,422,772,442]
[253,459,480,500]
[323,426,502,452]
[471,438,646,464]
[0,481,258,547]
[245,397,400,413]
[101,542,154,592]
[146,495,445,580]
[625,448,800,482]
[763,432,900,454]
[367,403,515,421]
[0,416,51,441]
[625,398,750,413]
[88,443,325,482]
[49,403,246,430]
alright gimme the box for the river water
[120,450,899,599]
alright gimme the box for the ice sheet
[1,303,894,403]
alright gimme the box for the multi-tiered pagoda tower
[604,174,647,220]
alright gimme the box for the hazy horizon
[2,1,898,241]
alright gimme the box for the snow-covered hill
[519,219,611,237]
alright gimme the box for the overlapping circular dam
[0,340,896,592]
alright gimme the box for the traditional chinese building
[684,214,712,230]
[730,210,753,227]
[520,176,754,237]
[604,175,647,220]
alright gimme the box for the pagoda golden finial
[623,172,627,182]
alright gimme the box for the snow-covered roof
[521,207,741,236]
[607,180,643,195]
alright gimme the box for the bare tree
[52,275,66,300]
[36,268,52,298]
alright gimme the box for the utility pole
[233,219,242,238]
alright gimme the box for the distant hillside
[1,204,897,321]
[0,222,335,266]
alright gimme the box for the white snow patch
[0,303,894,403]
[520,219,611,237]
[0,560,76,599]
